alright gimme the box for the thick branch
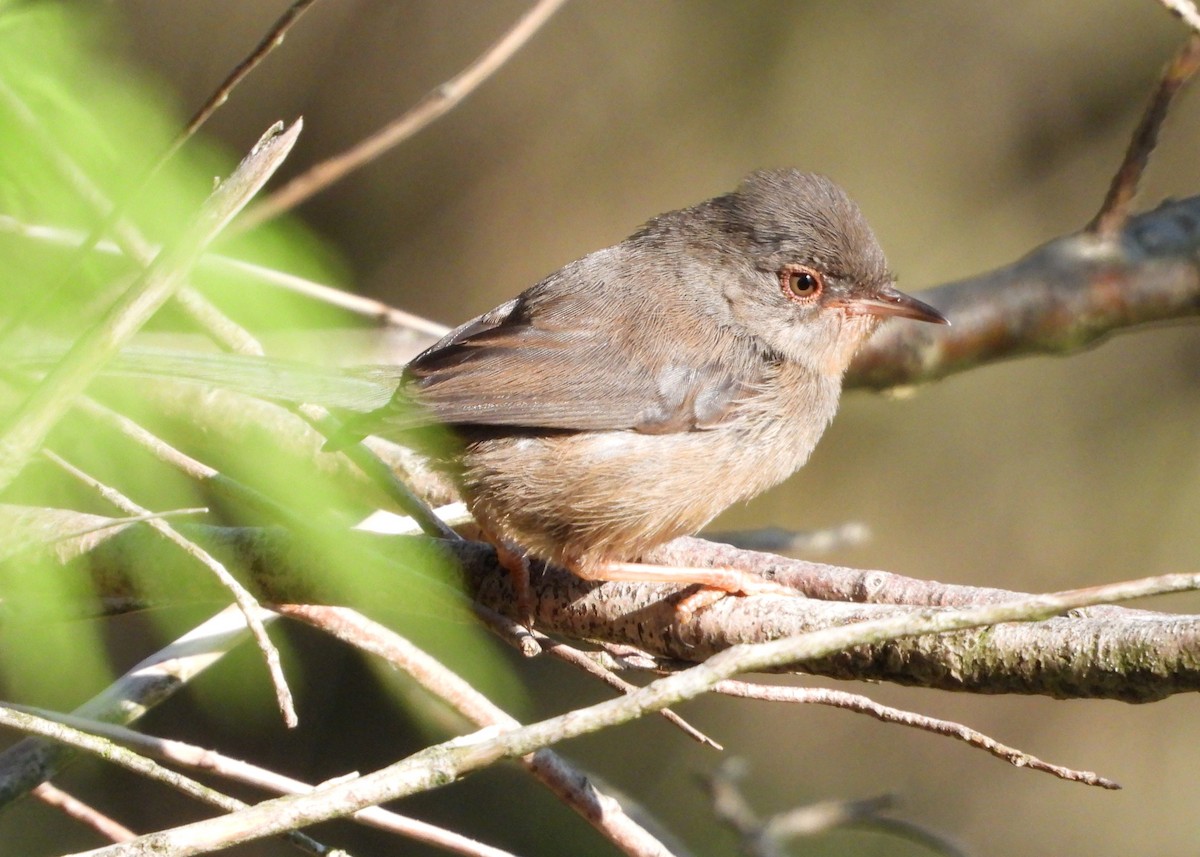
[848,195,1200,390]
[7,507,1198,704]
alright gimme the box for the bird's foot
[488,538,535,628]
[582,560,800,623]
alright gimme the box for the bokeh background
[3,1,1200,855]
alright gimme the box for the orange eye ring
[780,265,824,302]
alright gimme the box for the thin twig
[25,0,318,348]
[71,394,302,524]
[176,1,318,151]
[1088,34,1200,236]
[52,507,208,543]
[539,635,722,749]
[0,120,301,493]
[236,0,569,230]
[713,681,1118,789]
[34,782,137,843]
[472,601,544,658]
[42,449,297,729]
[707,760,966,857]
[13,706,519,857]
[209,253,449,334]
[0,605,266,809]
[0,706,339,857]
[0,215,449,336]
[279,604,679,857]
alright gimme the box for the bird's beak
[844,284,950,325]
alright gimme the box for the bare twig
[236,0,569,230]
[14,706,519,857]
[0,706,338,856]
[713,681,1117,788]
[69,394,301,524]
[31,1,319,346]
[1089,34,1200,236]
[34,782,137,843]
[50,508,208,543]
[0,120,301,493]
[42,450,297,728]
[538,635,722,749]
[206,254,448,334]
[175,1,318,151]
[73,571,1200,856]
[472,601,544,657]
[707,760,965,857]
[0,215,449,336]
[0,605,267,809]
[279,604,680,857]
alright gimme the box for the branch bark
[7,506,1197,704]
[848,195,1200,390]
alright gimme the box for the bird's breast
[458,360,844,567]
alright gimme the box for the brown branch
[706,760,966,857]
[175,1,319,151]
[1089,34,1200,237]
[848,193,1200,391]
[279,604,681,857]
[69,571,1190,856]
[472,551,1200,703]
[34,782,137,843]
[237,0,569,231]
[15,705,521,857]
[713,681,1117,788]
[9,509,1200,704]
[853,31,1200,388]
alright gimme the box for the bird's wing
[353,291,765,437]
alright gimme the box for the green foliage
[0,2,517,725]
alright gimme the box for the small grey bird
[332,169,948,605]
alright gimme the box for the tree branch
[67,568,1200,856]
[848,194,1200,391]
[7,507,1198,704]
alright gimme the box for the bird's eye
[780,265,824,301]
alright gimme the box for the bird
[329,169,949,617]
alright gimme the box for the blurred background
[3,1,1200,854]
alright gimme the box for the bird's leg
[479,531,535,627]
[570,560,800,622]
